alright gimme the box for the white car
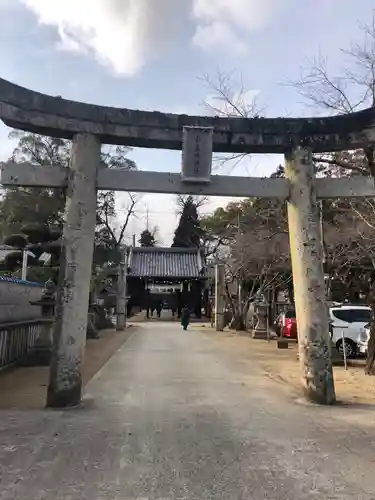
[329,305,371,358]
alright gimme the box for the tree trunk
[228,279,247,331]
[229,293,253,332]
[225,282,236,322]
[229,314,246,331]
[286,280,294,304]
[365,281,375,374]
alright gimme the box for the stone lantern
[28,278,56,365]
[252,301,269,340]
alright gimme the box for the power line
[115,208,179,215]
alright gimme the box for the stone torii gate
[1,78,375,408]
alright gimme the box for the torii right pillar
[285,146,336,405]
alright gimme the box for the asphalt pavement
[1,321,375,499]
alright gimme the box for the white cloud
[20,0,184,76]
[193,21,248,54]
[19,0,280,76]
[192,0,278,52]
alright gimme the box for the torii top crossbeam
[1,77,375,153]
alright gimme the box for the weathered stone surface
[3,162,375,200]
[285,147,336,405]
[47,134,100,408]
[1,77,375,153]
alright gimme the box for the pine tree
[172,196,203,248]
[139,229,156,247]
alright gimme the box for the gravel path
[1,322,375,499]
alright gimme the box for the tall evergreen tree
[172,196,203,248]
[139,229,156,247]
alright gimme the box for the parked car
[329,304,371,358]
[274,308,297,339]
[274,304,371,356]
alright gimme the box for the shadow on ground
[0,326,135,410]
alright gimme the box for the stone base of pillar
[46,382,82,409]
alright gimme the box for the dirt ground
[0,326,135,410]
[201,327,375,406]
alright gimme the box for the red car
[274,309,297,339]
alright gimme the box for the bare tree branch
[117,193,137,245]
[198,70,264,173]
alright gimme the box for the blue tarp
[0,275,42,287]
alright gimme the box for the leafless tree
[95,191,139,329]
[97,192,137,257]
[288,11,375,372]
[202,70,262,118]
[175,194,208,212]
[200,70,264,173]
[202,196,292,330]
[225,224,291,330]
[289,13,375,177]
[199,20,375,343]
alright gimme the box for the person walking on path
[171,305,176,318]
[181,305,190,331]
[156,300,162,318]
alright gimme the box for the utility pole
[124,249,128,329]
[146,206,149,231]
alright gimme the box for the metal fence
[0,319,48,370]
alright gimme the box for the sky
[0,0,374,245]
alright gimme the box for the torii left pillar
[47,133,100,408]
